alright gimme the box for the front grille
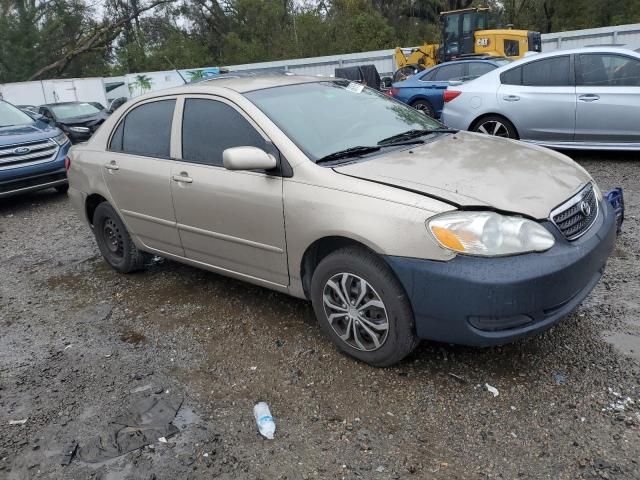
[551,183,599,240]
[0,139,59,170]
[0,171,66,194]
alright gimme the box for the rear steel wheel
[93,202,148,273]
[322,273,389,352]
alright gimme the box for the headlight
[427,211,555,257]
[68,126,90,133]
[52,132,69,145]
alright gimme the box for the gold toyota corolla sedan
[67,75,617,366]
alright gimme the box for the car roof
[499,46,640,68]
[187,74,329,94]
[441,56,508,64]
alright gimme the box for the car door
[418,63,465,114]
[170,96,288,287]
[102,98,184,256]
[498,55,576,142]
[575,52,640,144]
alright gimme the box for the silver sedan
[441,47,640,150]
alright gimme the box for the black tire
[471,115,518,139]
[410,99,436,118]
[310,246,418,367]
[93,202,147,273]
[55,184,69,194]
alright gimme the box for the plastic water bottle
[254,402,275,439]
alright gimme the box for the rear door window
[181,98,267,167]
[112,99,176,157]
[522,56,571,86]
[467,62,495,79]
[433,63,465,81]
[577,54,640,86]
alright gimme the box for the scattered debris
[8,419,27,425]
[77,395,183,462]
[158,437,168,443]
[64,344,73,350]
[447,372,467,383]
[484,384,499,397]
[250,366,257,371]
[60,441,78,466]
[604,388,635,413]
[375,466,385,473]
[131,384,153,394]
[553,373,566,385]
[254,402,275,439]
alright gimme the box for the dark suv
[0,100,71,198]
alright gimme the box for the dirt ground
[1,151,639,480]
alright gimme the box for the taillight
[387,87,400,97]
[444,90,462,103]
[64,155,71,171]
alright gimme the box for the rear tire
[93,202,147,273]
[410,99,436,118]
[471,115,518,139]
[310,246,418,367]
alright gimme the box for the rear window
[110,99,175,157]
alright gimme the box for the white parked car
[441,47,640,150]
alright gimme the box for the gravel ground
[0,151,639,480]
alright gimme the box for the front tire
[55,184,69,194]
[93,202,147,273]
[310,247,418,367]
[471,115,518,139]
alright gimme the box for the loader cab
[441,7,489,62]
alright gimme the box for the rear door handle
[579,94,600,102]
[503,95,520,102]
[104,161,119,171]
[172,173,193,184]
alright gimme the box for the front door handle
[503,95,520,102]
[172,173,193,184]
[579,94,600,102]
[104,161,119,171]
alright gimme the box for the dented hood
[334,132,592,219]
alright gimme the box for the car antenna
[164,56,187,84]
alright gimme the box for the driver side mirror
[223,146,277,171]
[380,76,393,89]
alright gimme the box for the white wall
[0,78,107,106]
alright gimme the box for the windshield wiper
[377,128,458,145]
[316,145,381,164]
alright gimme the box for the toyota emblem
[13,146,31,155]
[580,200,592,217]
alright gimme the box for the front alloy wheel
[322,273,389,351]
[310,246,418,366]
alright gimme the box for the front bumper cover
[384,200,617,346]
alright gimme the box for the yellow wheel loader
[394,7,542,81]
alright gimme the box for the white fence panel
[542,23,640,52]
